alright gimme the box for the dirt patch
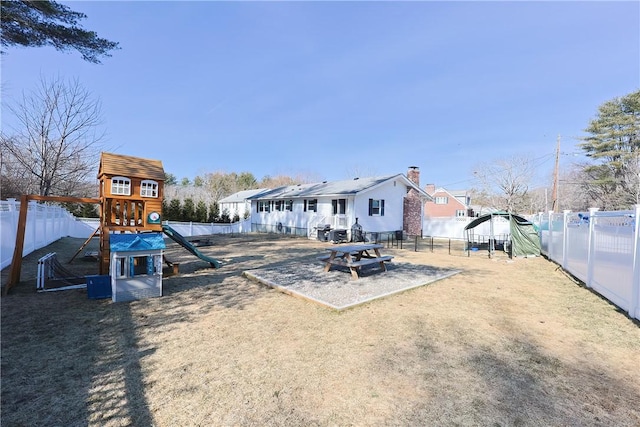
[2,234,639,426]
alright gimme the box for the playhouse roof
[98,152,165,181]
[110,233,166,252]
[247,174,431,200]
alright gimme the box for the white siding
[250,177,409,233]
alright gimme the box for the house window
[304,199,317,213]
[285,200,293,211]
[332,199,346,215]
[274,200,284,211]
[368,199,385,216]
[111,177,131,196]
[257,201,270,212]
[456,209,466,217]
[435,196,448,204]
[140,180,158,198]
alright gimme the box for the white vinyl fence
[531,206,640,321]
[422,216,511,240]
[0,199,251,271]
[0,199,88,270]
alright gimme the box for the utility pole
[552,135,560,213]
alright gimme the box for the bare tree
[343,163,380,179]
[554,163,600,212]
[473,155,536,213]
[0,76,105,197]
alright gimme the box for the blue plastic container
[86,275,112,299]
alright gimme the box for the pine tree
[182,198,195,222]
[167,199,182,221]
[195,200,208,223]
[580,90,640,208]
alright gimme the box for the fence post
[585,207,599,289]
[536,212,543,254]
[630,204,640,319]
[562,210,570,269]
[29,200,39,254]
[547,210,554,260]
[44,203,51,245]
[7,198,18,241]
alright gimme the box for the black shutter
[381,199,385,216]
[304,200,307,212]
[369,199,373,216]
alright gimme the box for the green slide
[162,224,222,268]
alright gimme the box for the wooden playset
[6,152,167,295]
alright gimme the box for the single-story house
[218,188,269,220]
[247,167,431,240]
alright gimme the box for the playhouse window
[304,199,317,213]
[131,255,159,276]
[111,177,131,196]
[368,199,385,216]
[115,257,127,278]
[141,180,158,198]
[115,255,161,278]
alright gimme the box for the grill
[317,224,331,241]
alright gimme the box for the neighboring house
[247,167,431,239]
[424,185,474,218]
[218,188,269,220]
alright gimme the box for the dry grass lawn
[2,234,639,426]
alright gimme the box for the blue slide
[162,224,222,268]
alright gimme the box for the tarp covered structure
[464,212,541,258]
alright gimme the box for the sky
[1,1,639,190]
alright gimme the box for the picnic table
[319,243,393,279]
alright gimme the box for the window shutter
[381,200,385,216]
[368,199,373,216]
[304,200,307,212]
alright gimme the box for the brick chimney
[407,166,420,186]
[403,166,423,236]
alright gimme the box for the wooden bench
[319,254,393,279]
[347,256,393,268]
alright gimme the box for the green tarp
[464,212,541,258]
[509,216,541,257]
